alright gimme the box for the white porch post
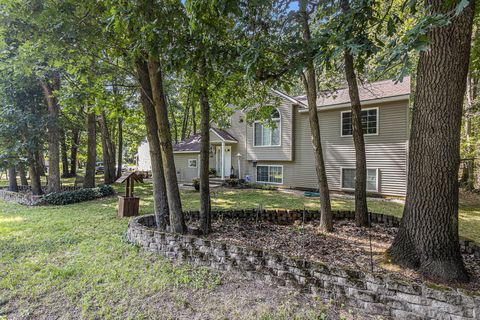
[197,154,200,177]
[221,141,225,180]
[237,153,242,179]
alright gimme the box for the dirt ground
[206,218,480,292]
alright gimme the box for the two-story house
[138,77,410,197]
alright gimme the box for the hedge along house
[137,77,411,196]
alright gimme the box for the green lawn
[1,181,479,319]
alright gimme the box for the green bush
[42,185,115,205]
[246,182,277,190]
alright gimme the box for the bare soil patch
[205,218,480,292]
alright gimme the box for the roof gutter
[297,94,410,113]
[270,88,308,108]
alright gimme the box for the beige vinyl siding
[174,153,200,182]
[245,101,294,161]
[282,100,408,196]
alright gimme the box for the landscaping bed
[204,218,480,292]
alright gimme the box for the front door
[223,146,231,177]
[215,145,232,177]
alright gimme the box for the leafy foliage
[42,185,115,205]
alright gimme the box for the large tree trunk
[29,152,43,195]
[191,101,197,135]
[8,167,18,192]
[389,0,474,283]
[60,129,70,178]
[136,58,170,229]
[70,128,79,177]
[299,0,333,232]
[343,51,369,227]
[461,74,477,190]
[84,112,97,188]
[99,112,116,184]
[40,78,61,193]
[168,97,179,144]
[181,90,191,141]
[148,55,187,234]
[18,165,28,186]
[198,59,211,234]
[116,117,123,179]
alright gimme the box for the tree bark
[8,167,18,192]
[99,111,116,184]
[135,58,170,229]
[299,0,333,232]
[389,0,475,283]
[70,128,79,176]
[29,152,43,195]
[181,90,191,141]
[191,101,197,135]
[116,117,123,178]
[84,112,97,188]
[148,55,187,234]
[18,165,28,186]
[168,97,179,144]
[199,59,212,234]
[343,51,369,227]
[60,129,70,178]
[40,78,61,193]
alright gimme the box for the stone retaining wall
[128,211,480,319]
[0,186,82,205]
[0,189,43,205]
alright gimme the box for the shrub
[192,178,200,191]
[42,185,115,205]
[246,182,277,190]
[208,168,216,176]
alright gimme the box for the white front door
[215,145,232,177]
[223,146,231,177]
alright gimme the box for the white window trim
[188,159,197,168]
[253,109,282,147]
[256,164,284,185]
[340,107,379,137]
[340,167,379,192]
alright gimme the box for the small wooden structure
[115,172,143,218]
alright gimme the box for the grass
[0,178,479,319]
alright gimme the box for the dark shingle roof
[294,77,411,108]
[173,128,237,153]
[210,127,237,142]
[173,134,201,152]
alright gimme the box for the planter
[117,196,140,217]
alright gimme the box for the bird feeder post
[115,172,143,218]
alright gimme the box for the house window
[188,159,197,168]
[254,109,281,146]
[341,168,378,192]
[341,108,378,136]
[256,165,283,184]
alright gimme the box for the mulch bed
[204,218,480,292]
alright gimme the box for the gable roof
[173,134,201,153]
[173,128,237,153]
[210,127,238,142]
[293,77,410,111]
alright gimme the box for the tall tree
[84,112,97,188]
[299,0,333,231]
[148,55,187,233]
[41,77,62,193]
[389,0,475,283]
[116,117,123,178]
[135,58,169,228]
[340,0,368,227]
[7,167,18,192]
[70,128,80,177]
[99,111,117,184]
